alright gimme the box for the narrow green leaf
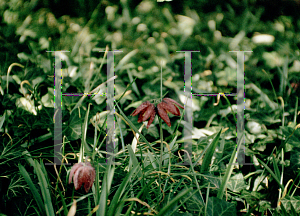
[280,202,289,216]
[124,178,156,216]
[107,165,139,216]
[0,113,6,130]
[126,145,143,179]
[82,103,92,153]
[156,188,193,216]
[147,149,158,169]
[272,155,281,180]
[290,201,298,216]
[97,158,114,216]
[256,158,285,191]
[115,49,138,72]
[127,69,140,96]
[97,169,108,216]
[217,133,244,200]
[34,160,55,216]
[18,164,45,215]
[200,129,222,173]
[56,184,69,216]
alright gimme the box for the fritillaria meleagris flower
[68,162,95,193]
[131,101,156,129]
[131,98,184,128]
[157,98,184,127]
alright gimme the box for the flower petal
[147,107,156,129]
[137,111,146,123]
[69,162,84,184]
[157,102,171,127]
[70,162,96,193]
[73,166,84,190]
[141,103,155,122]
[163,98,184,109]
[131,101,151,116]
[160,100,180,116]
[83,166,96,193]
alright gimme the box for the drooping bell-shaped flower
[131,98,184,128]
[131,101,156,129]
[157,98,184,127]
[68,162,95,193]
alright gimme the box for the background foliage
[0,0,300,215]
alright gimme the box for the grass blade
[217,133,243,200]
[34,160,55,216]
[200,128,222,173]
[18,164,45,215]
[107,165,139,216]
[126,144,143,179]
[256,157,285,191]
[156,188,193,216]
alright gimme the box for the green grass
[1,0,300,215]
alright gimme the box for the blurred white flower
[252,34,275,45]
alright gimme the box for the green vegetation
[0,0,300,215]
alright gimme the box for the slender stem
[159,117,163,172]
[159,61,164,207]
[294,96,298,124]
[160,61,163,100]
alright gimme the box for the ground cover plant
[0,0,300,215]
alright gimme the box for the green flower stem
[159,117,163,201]
[159,61,164,206]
